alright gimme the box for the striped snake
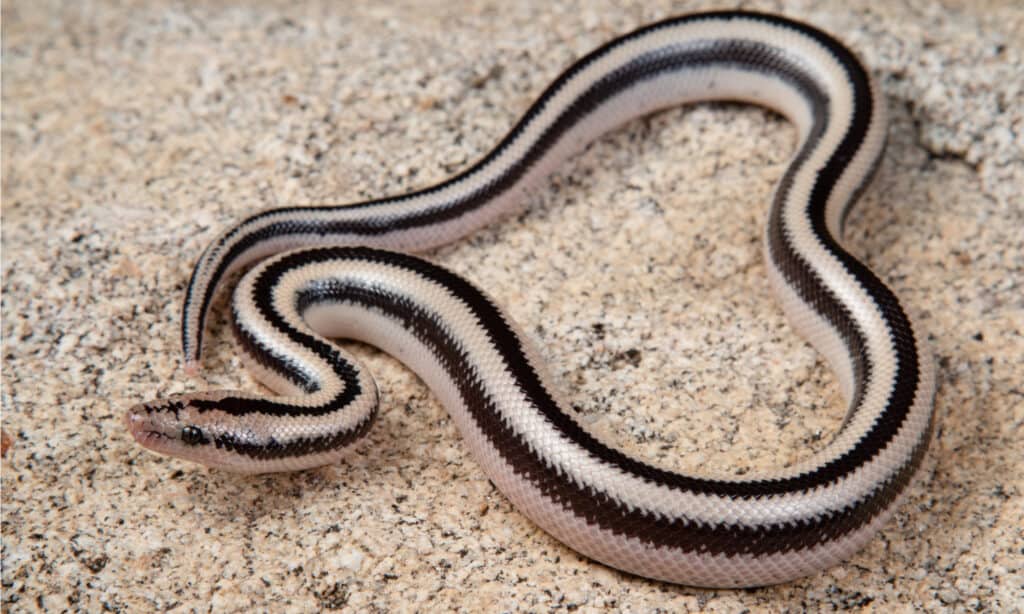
[127,11,935,587]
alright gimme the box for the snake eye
[181,425,207,446]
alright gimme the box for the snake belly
[126,11,936,587]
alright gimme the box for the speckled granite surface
[2,0,1021,611]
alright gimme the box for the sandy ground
[2,1,1021,611]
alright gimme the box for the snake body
[127,11,935,587]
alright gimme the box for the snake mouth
[124,406,178,453]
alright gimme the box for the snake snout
[124,401,181,451]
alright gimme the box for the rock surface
[2,1,1021,611]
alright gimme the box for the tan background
[3,0,1021,611]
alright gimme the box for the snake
[126,10,935,587]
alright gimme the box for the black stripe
[762,11,925,498]
[274,246,930,555]
[183,11,863,359]
[175,9,933,558]
[197,12,926,496]
[230,304,320,394]
[211,409,375,461]
[257,232,915,497]
[190,275,368,418]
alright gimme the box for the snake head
[125,391,236,470]
[125,390,370,474]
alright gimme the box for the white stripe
[259,258,924,528]
[128,12,936,587]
